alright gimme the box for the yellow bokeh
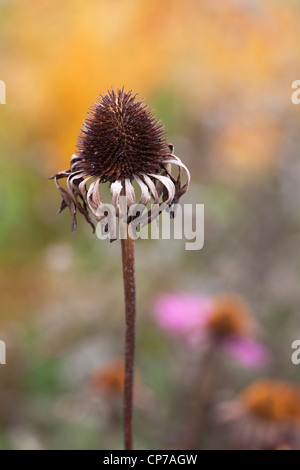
[1,0,299,173]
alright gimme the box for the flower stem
[121,235,136,450]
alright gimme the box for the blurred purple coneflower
[153,292,269,369]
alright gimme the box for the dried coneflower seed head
[240,380,300,423]
[77,88,169,182]
[51,87,190,234]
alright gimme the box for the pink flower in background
[222,337,270,369]
[153,294,213,336]
[152,292,270,369]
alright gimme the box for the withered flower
[51,87,190,450]
[52,88,190,234]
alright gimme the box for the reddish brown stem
[121,235,136,450]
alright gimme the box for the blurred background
[1,0,300,450]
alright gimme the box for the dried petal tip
[76,88,169,182]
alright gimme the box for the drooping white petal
[92,178,103,206]
[87,181,96,204]
[125,178,136,207]
[134,175,151,205]
[143,175,159,203]
[70,154,82,170]
[110,180,123,209]
[86,179,108,221]
[78,176,93,203]
[162,161,172,174]
[162,157,191,187]
[52,170,70,181]
[67,171,83,194]
[87,181,98,215]
[137,174,174,227]
[149,174,175,205]
[53,170,95,232]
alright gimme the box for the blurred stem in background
[182,348,219,450]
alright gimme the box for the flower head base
[51,88,190,235]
